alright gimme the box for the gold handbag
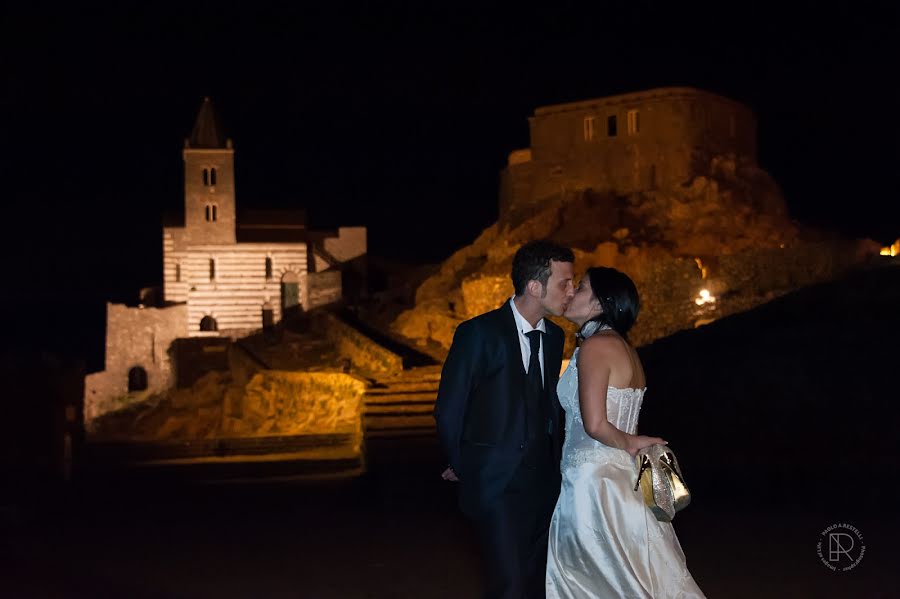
[633,444,691,522]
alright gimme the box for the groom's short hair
[511,240,574,297]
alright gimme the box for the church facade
[84,99,366,425]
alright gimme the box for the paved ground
[2,436,896,598]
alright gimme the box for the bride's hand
[625,435,667,457]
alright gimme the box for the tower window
[265,257,273,280]
[627,110,639,135]
[583,117,596,141]
[607,115,617,137]
[175,262,182,283]
[205,204,218,222]
[209,258,216,280]
[210,167,217,186]
[212,204,218,221]
[202,169,209,186]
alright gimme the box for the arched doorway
[200,315,218,331]
[281,271,300,311]
[128,366,148,392]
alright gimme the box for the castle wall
[502,88,757,219]
[84,302,188,426]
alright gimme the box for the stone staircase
[363,365,442,439]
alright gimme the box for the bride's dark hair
[578,267,640,340]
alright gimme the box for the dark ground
[2,264,899,598]
[1,438,896,598]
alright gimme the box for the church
[84,98,366,424]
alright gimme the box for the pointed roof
[188,97,228,149]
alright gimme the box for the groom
[435,240,575,598]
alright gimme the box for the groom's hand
[441,466,459,482]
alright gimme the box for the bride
[546,267,705,598]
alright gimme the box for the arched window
[200,315,218,331]
[209,258,216,280]
[128,366,148,392]
[210,167,217,186]
[265,257,273,280]
[212,204,218,221]
[202,168,209,186]
[175,262,182,283]
[205,204,218,222]
[205,205,211,222]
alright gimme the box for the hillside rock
[392,157,877,352]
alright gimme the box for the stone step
[380,368,442,382]
[364,402,435,415]
[365,426,437,439]
[363,414,436,431]
[366,382,440,395]
[364,392,437,405]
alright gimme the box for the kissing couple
[435,240,705,598]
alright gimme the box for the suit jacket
[434,301,565,517]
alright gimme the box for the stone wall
[84,302,188,427]
[224,371,367,441]
[314,312,403,376]
[182,146,237,247]
[163,240,308,333]
[501,87,757,222]
[91,369,367,445]
[305,270,343,310]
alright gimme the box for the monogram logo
[817,523,865,572]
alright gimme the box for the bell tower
[183,97,236,245]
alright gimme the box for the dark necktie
[525,330,543,390]
[524,330,545,441]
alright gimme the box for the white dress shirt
[508,296,546,386]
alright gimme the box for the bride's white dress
[546,346,705,598]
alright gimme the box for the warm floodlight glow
[694,289,715,306]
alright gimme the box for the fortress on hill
[500,87,757,221]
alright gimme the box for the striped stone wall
[164,239,310,335]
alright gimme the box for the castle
[499,87,757,221]
[84,98,366,424]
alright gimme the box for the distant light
[880,238,899,257]
[695,289,716,306]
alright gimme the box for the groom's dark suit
[435,300,565,598]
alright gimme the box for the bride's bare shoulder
[579,333,625,361]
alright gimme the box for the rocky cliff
[391,155,878,354]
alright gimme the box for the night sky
[2,2,897,358]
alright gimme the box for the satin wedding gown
[546,343,705,598]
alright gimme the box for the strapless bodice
[557,347,645,470]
